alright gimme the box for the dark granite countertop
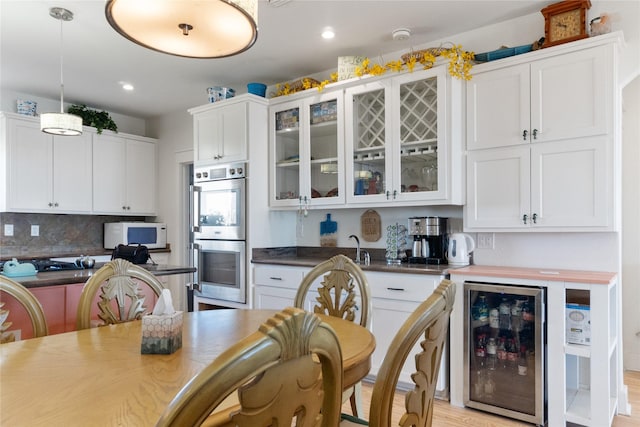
[3,263,196,289]
[252,246,455,276]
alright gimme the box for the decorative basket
[401,47,448,65]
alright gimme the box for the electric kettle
[447,233,476,265]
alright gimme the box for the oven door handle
[191,185,201,233]
[191,243,201,293]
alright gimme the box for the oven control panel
[195,162,246,182]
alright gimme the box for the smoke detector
[392,28,411,41]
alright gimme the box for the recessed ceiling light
[121,82,134,91]
[321,27,335,39]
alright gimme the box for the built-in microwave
[104,222,167,249]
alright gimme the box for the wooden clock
[541,0,591,48]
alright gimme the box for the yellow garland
[273,45,474,97]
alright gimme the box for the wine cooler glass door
[463,281,546,426]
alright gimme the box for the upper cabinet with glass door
[345,67,463,206]
[269,90,344,209]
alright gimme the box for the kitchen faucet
[348,234,361,264]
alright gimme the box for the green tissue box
[141,311,183,354]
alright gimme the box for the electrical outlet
[31,225,39,237]
[477,232,494,249]
[4,224,14,236]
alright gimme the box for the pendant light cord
[58,13,65,114]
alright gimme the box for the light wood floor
[343,370,640,426]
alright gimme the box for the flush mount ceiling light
[392,28,411,41]
[41,7,83,136]
[105,0,258,58]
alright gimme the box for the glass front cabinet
[345,67,463,206]
[269,90,345,209]
[268,66,463,209]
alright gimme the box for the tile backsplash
[0,212,146,259]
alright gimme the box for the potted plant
[67,104,118,134]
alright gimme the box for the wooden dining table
[0,309,375,426]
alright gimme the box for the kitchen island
[1,262,196,338]
[6,263,196,289]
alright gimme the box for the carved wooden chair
[155,307,343,427]
[340,279,456,427]
[0,276,48,341]
[76,258,164,330]
[294,253,372,417]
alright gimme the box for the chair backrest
[294,254,371,328]
[369,279,456,427]
[76,258,164,330]
[156,307,344,427]
[0,276,48,339]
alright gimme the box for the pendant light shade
[40,112,83,136]
[105,0,258,58]
[41,7,83,136]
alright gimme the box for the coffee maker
[408,216,448,264]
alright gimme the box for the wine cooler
[463,281,546,426]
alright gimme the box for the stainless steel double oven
[192,162,246,305]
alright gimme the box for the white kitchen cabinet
[269,89,345,209]
[92,132,157,215]
[190,94,268,166]
[464,35,619,232]
[345,67,463,206]
[467,45,611,151]
[449,267,619,427]
[367,271,448,395]
[466,137,611,230]
[0,113,92,213]
[253,264,307,309]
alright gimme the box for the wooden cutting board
[361,210,381,242]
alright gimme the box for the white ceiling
[0,0,548,119]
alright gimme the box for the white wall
[622,75,640,369]
[1,89,147,136]
[146,109,193,310]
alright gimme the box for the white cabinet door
[531,137,611,228]
[125,138,156,215]
[93,134,126,213]
[465,146,531,229]
[466,63,530,150]
[346,68,463,206]
[93,133,157,215]
[531,45,611,143]
[194,100,247,164]
[4,116,92,213]
[52,134,93,212]
[367,272,446,390]
[6,118,53,211]
[269,90,344,208]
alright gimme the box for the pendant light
[40,7,83,136]
[105,0,258,59]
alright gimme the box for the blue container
[247,82,267,97]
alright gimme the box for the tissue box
[566,303,590,345]
[141,311,183,354]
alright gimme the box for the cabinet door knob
[386,191,390,200]
[532,213,538,224]
[523,214,528,224]
[532,129,538,140]
[48,202,53,207]
[522,130,528,140]
[54,202,58,207]
[393,190,397,199]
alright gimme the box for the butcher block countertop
[4,264,196,289]
[449,265,617,284]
